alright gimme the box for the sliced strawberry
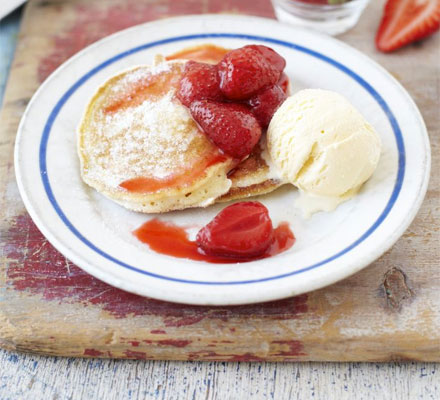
[196,201,274,258]
[177,61,223,107]
[218,47,281,100]
[376,0,440,53]
[248,85,286,128]
[190,100,262,159]
[244,45,286,74]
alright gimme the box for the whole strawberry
[196,201,274,259]
[190,100,262,159]
[248,85,286,128]
[244,45,286,74]
[177,61,224,107]
[217,47,281,100]
[277,72,290,95]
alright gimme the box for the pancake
[218,140,284,203]
[78,45,286,213]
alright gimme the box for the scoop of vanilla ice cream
[267,89,381,216]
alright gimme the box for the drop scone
[78,45,288,213]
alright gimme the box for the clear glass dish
[271,0,371,36]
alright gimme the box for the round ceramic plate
[15,15,430,305]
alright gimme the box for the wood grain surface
[0,0,439,363]
[0,349,439,400]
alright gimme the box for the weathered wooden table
[0,0,439,398]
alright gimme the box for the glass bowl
[271,0,371,36]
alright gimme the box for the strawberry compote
[134,202,295,263]
[176,44,288,158]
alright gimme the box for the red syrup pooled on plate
[134,202,295,264]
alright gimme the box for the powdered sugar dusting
[83,63,208,189]
[151,60,173,74]
[108,62,173,94]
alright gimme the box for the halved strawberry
[196,201,274,258]
[376,0,440,53]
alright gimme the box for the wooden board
[0,0,439,362]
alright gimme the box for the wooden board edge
[1,318,439,362]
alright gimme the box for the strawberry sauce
[134,219,295,264]
[104,63,183,114]
[120,153,228,193]
[166,44,229,64]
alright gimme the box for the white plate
[15,15,430,305]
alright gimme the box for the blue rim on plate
[39,33,405,285]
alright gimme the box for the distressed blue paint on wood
[0,8,22,106]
